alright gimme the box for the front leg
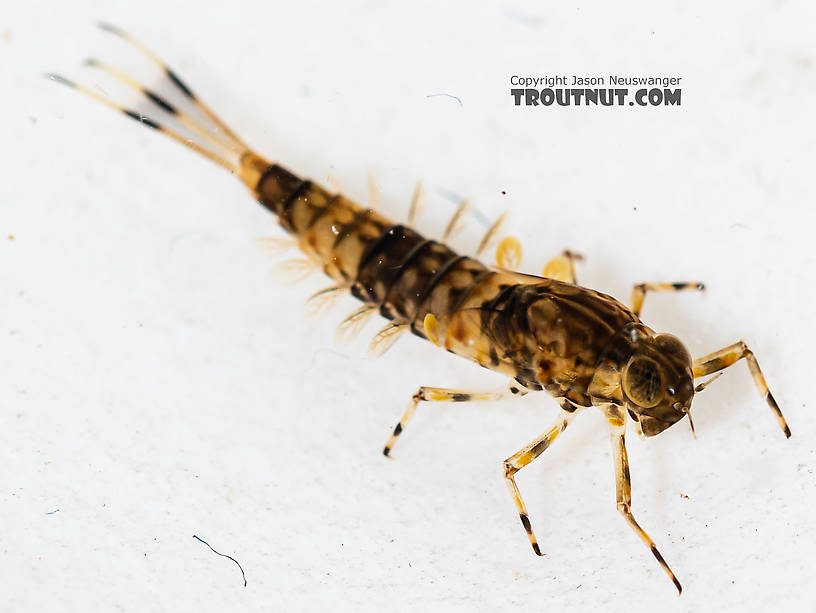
[693,340,790,437]
[605,405,683,594]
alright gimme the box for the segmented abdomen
[255,163,640,401]
[255,164,492,339]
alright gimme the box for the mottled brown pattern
[255,162,645,406]
[330,205,394,282]
[383,242,458,322]
[352,225,426,304]
[55,28,792,596]
[410,257,488,337]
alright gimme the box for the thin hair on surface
[192,535,247,587]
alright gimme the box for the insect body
[50,24,791,595]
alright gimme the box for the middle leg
[503,405,581,555]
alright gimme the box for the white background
[2,1,815,611]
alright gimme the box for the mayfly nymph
[49,24,790,595]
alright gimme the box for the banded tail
[47,24,496,356]
[48,22,271,197]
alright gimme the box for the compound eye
[654,334,691,364]
[623,357,663,408]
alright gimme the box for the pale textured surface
[1,1,815,611]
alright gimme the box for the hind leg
[503,406,580,555]
[383,381,528,456]
[630,282,705,317]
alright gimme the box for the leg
[693,341,790,437]
[630,282,705,317]
[503,407,580,555]
[542,250,583,284]
[606,407,683,594]
[383,381,528,456]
